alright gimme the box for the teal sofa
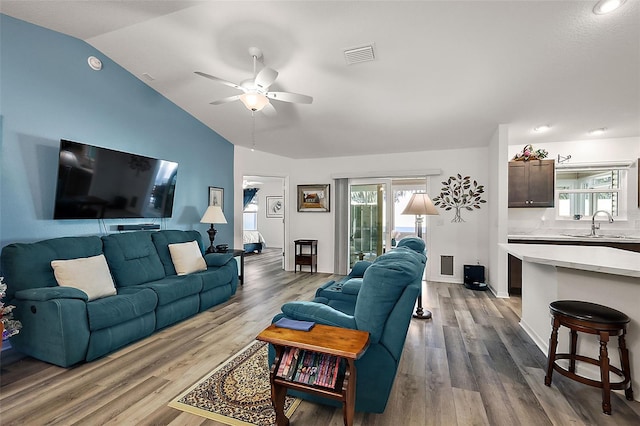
[270,237,427,413]
[312,260,371,315]
[1,230,238,367]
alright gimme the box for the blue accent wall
[0,14,234,249]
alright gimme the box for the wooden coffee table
[256,323,369,426]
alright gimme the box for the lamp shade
[402,193,439,216]
[200,205,227,224]
[239,93,270,111]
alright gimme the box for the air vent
[344,44,376,65]
[441,255,454,276]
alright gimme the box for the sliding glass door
[348,180,391,267]
[340,177,429,272]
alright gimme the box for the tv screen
[54,140,178,219]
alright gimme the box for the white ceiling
[2,1,639,159]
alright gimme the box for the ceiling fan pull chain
[251,111,256,152]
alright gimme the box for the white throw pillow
[168,240,207,275]
[51,254,117,301]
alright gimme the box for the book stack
[276,347,342,389]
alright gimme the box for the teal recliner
[270,237,426,413]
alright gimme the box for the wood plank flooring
[1,248,639,425]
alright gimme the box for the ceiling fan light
[588,127,607,135]
[239,93,269,111]
[593,0,626,15]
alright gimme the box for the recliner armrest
[348,261,372,278]
[14,287,89,302]
[341,279,362,295]
[281,301,358,329]
[204,253,233,267]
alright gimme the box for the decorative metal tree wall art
[432,174,486,222]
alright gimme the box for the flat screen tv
[54,139,178,219]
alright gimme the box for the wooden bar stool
[544,300,634,415]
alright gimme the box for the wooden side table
[294,239,318,273]
[256,323,369,426]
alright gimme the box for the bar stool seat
[544,300,634,415]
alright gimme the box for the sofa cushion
[135,274,202,306]
[342,278,363,295]
[396,237,426,254]
[151,230,203,276]
[51,254,117,301]
[349,261,372,278]
[1,236,104,300]
[168,241,207,275]
[197,266,235,292]
[102,232,166,287]
[354,249,425,343]
[86,288,158,331]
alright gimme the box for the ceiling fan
[195,47,313,116]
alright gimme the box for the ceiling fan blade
[194,71,242,90]
[210,95,241,105]
[261,102,277,117]
[254,67,278,90]
[266,91,313,104]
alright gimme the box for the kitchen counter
[503,243,640,277]
[501,243,640,401]
[508,234,640,243]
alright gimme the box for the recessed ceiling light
[593,0,626,15]
[588,127,607,135]
[533,125,551,133]
[87,56,102,71]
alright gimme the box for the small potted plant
[1,277,22,348]
[512,144,549,161]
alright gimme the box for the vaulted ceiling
[3,1,639,159]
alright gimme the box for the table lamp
[401,192,439,319]
[200,205,227,253]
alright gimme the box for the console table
[256,323,369,426]
[294,239,317,274]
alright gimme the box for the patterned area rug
[169,340,301,426]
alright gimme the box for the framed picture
[266,196,284,218]
[297,184,330,212]
[208,186,224,209]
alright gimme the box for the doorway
[242,175,285,269]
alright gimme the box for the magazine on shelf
[276,347,342,388]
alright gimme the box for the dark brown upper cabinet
[508,159,555,208]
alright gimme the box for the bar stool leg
[598,331,612,415]
[545,316,560,386]
[618,330,634,401]
[568,329,578,373]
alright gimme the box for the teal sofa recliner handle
[270,237,427,413]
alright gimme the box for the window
[556,167,627,219]
[391,179,428,243]
[243,196,259,230]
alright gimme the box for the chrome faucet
[591,210,614,236]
